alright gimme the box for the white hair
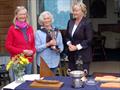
[38,11,54,25]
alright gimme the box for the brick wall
[0,0,27,55]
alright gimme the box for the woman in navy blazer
[66,2,93,73]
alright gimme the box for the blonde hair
[13,6,29,24]
[72,2,87,17]
[38,11,54,26]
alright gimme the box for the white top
[67,24,83,50]
[71,24,77,37]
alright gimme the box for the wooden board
[95,76,120,82]
[30,80,64,89]
[100,82,120,88]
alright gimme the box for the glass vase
[13,64,25,83]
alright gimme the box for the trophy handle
[67,68,71,76]
[83,69,88,76]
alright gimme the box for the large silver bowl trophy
[67,56,87,88]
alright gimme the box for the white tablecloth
[2,74,41,90]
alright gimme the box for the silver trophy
[49,30,58,50]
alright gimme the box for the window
[36,0,71,30]
[89,0,106,18]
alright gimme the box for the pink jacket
[5,24,36,62]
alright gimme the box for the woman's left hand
[23,50,33,56]
[51,46,60,52]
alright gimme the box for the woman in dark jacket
[66,2,93,73]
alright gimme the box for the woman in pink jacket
[5,6,36,76]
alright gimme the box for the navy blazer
[66,17,93,63]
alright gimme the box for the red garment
[5,24,36,62]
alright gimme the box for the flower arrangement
[6,53,30,81]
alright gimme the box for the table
[3,76,120,90]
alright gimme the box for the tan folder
[40,57,55,77]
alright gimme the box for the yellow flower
[6,53,30,71]
[19,56,29,64]
[6,60,13,71]
[19,61,24,65]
